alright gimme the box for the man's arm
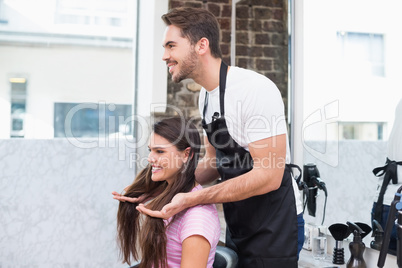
[190,133,286,203]
[136,134,286,219]
[195,136,220,185]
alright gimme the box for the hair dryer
[303,163,328,216]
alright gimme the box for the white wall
[133,0,169,169]
[136,0,168,116]
[0,139,137,268]
[303,140,387,245]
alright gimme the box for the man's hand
[136,192,190,219]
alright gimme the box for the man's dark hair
[162,7,222,59]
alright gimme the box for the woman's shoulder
[178,186,217,221]
[185,203,219,218]
[179,201,221,244]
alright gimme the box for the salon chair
[213,245,238,268]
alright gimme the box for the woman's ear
[182,147,192,163]
[196,37,209,55]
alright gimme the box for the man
[136,7,302,267]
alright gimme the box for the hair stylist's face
[162,25,198,83]
[147,132,188,184]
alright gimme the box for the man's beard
[172,50,198,83]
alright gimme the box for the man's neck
[193,58,223,92]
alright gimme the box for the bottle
[346,221,366,268]
[370,219,383,251]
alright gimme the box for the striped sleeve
[179,204,221,247]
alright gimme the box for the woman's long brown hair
[116,117,201,267]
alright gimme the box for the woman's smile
[148,132,188,184]
[151,165,162,173]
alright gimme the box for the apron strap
[202,61,228,120]
[219,61,228,117]
[202,91,209,119]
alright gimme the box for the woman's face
[147,132,189,184]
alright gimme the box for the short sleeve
[179,204,220,247]
[240,76,287,144]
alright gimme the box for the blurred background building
[0,0,135,139]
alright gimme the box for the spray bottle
[370,219,384,251]
[346,221,366,268]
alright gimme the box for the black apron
[202,62,298,268]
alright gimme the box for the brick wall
[235,0,288,107]
[159,0,288,123]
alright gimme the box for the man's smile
[167,62,178,74]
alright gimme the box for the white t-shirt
[199,66,303,214]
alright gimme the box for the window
[10,78,27,138]
[54,102,132,138]
[337,32,385,77]
[339,122,386,141]
[0,0,7,24]
[0,0,135,139]
[55,0,129,27]
[291,0,402,236]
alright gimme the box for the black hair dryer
[303,163,328,217]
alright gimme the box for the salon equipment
[289,163,308,194]
[398,211,402,268]
[329,223,351,265]
[371,219,384,251]
[312,225,327,260]
[303,163,328,224]
[355,222,372,240]
[346,221,367,268]
[377,185,402,268]
[372,158,402,225]
[213,246,238,268]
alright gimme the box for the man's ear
[196,37,209,55]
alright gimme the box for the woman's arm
[181,235,211,268]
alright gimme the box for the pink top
[164,184,221,267]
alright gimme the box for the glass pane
[303,0,402,143]
[0,0,135,139]
[300,0,402,245]
[54,102,132,138]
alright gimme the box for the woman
[112,117,221,268]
